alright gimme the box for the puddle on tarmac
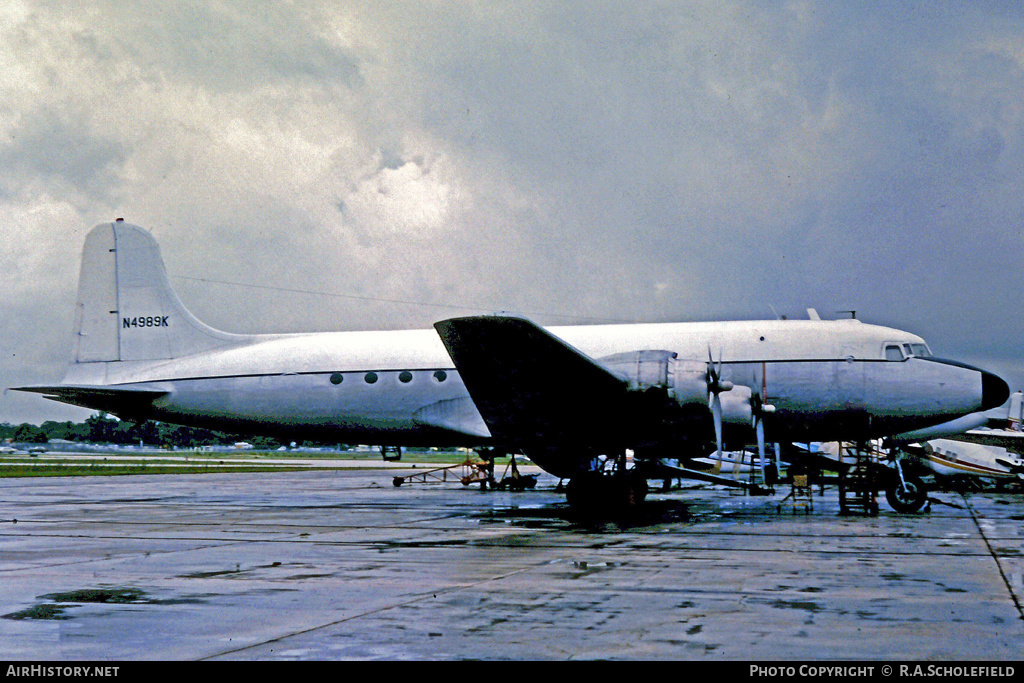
[2,586,204,621]
[475,499,697,532]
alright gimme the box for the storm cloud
[3,1,1024,424]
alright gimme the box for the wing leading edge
[434,315,648,451]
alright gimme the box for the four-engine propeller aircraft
[14,221,1011,509]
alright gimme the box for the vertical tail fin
[73,220,243,363]
[1008,390,1023,431]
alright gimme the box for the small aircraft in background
[689,449,784,477]
[915,438,1024,485]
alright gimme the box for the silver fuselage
[63,319,995,448]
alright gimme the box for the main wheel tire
[565,473,601,511]
[566,472,648,512]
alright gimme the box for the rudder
[73,220,242,363]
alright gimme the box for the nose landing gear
[881,452,929,513]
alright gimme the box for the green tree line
[0,415,336,450]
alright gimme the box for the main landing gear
[563,453,648,512]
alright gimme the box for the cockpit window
[885,344,905,361]
[885,342,932,360]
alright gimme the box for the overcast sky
[2,1,1024,425]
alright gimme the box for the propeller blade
[756,414,767,482]
[712,392,724,472]
[705,346,734,474]
[750,362,773,485]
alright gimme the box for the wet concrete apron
[0,470,1021,660]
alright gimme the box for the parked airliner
[14,221,1010,508]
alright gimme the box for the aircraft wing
[949,429,1024,454]
[640,460,770,493]
[433,315,641,449]
[13,385,167,420]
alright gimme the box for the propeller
[706,353,777,483]
[750,363,776,483]
[706,349,733,470]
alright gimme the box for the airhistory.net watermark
[5,666,119,678]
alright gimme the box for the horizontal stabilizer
[995,458,1024,475]
[433,315,632,447]
[13,385,166,420]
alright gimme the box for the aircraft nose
[982,371,1010,411]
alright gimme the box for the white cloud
[341,149,468,240]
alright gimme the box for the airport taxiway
[0,466,1022,660]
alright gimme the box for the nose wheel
[885,473,928,513]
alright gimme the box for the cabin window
[911,343,931,357]
[399,371,413,383]
[365,372,378,384]
[329,373,343,385]
[433,370,447,382]
[885,344,905,361]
